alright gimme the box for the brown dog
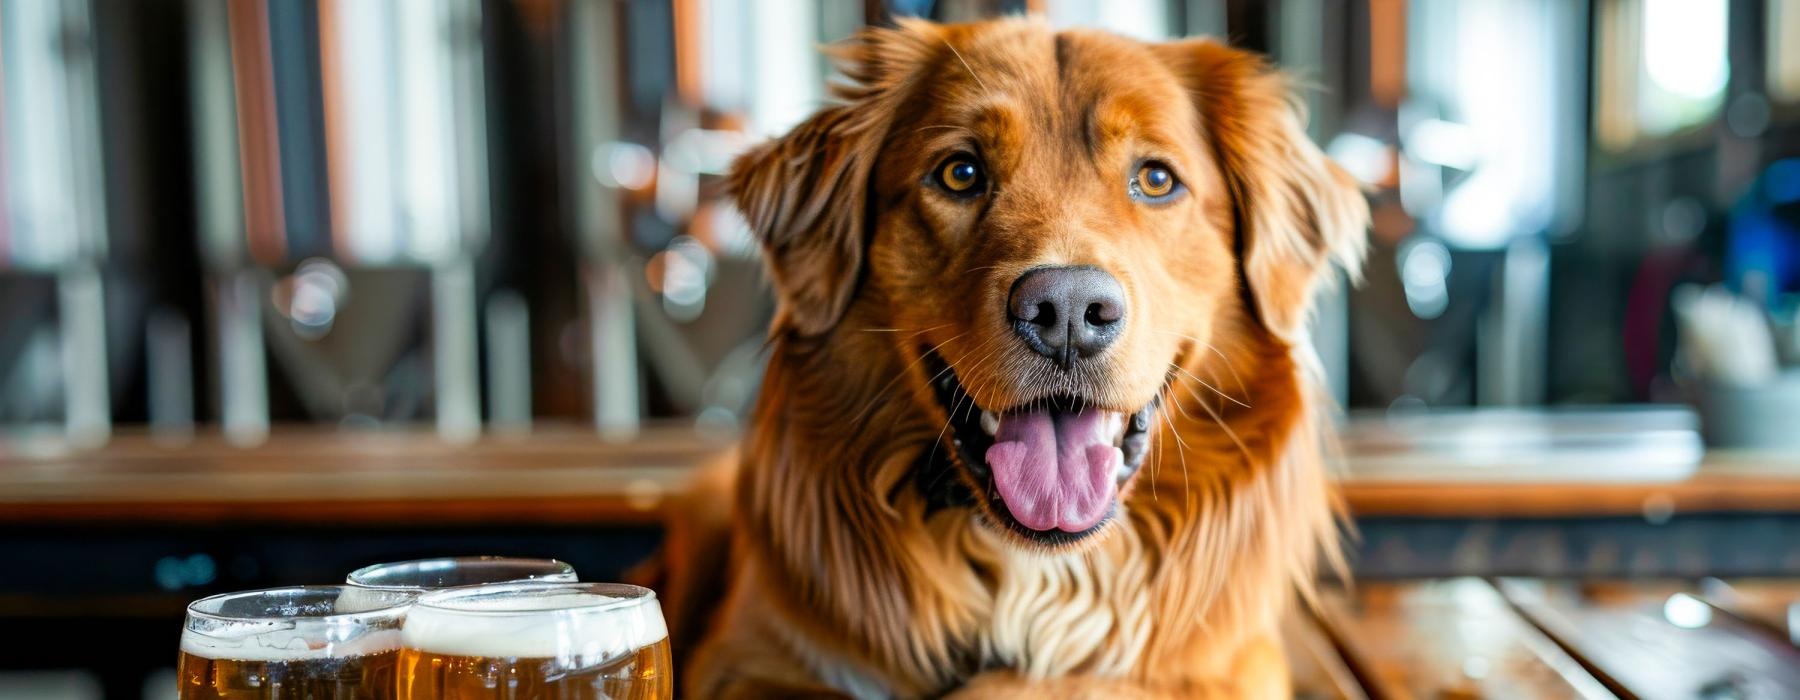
[682,17,1368,699]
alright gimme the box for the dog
[676,17,1368,699]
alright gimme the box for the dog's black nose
[1008,266,1126,368]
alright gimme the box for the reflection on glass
[346,557,577,591]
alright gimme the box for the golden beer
[177,648,399,700]
[347,557,578,591]
[397,583,672,699]
[179,586,413,700]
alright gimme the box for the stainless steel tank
[0,0,111,446]
[188,0,491,442]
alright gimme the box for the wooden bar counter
[2,418,1796,526]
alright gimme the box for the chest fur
[966,529,1159,679]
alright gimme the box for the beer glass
[397,582,672,699]
[179,586,414,699]
[347,557,577,591]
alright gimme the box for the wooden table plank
[1283,610,1367,700]
[0,425,732,525]
[1339,409,1796,518]
[1498,579,1800,700]
[1699,579,1800,646]
[5,424,1800,526]
[1314,578,1613,699]
[1342,448,1800,518]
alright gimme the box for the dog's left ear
[1156,39,1369,342]
[730,20,942,337]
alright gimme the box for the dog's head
[731,19,1366,549]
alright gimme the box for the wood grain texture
[1283,610,1367,700]
[3,425,1799,525]
[1313,579,1612,699]
[0,425,728,525]
[1498,578,1800,700]
[1699,579,1800,645]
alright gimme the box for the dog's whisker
[956,339,1005,417]
[1180,382,1221,422]
[1183,378,1251,462]
[962,356,996,423]
[1148,442,1159,502]
[1203,365,1240,416]
[1169,392,1201,423]
[1146,403,1162,503]
[1199,343,1251,404]
[1152,329,1252,406]
[941,38,992,97]
[1156,330,1252,403]
[903,323,956,340]
[1155,395,1194,514]
[929,376,981,471]
[851,331,968,427]
[1169,362,1250,410]
[973,347,1016,418]
[1162,366,1206,423]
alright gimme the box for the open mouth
[924,352,1155,545]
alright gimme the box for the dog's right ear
[728,20,941,338]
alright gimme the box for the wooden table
[1294,578,1800,699]
[1342,451,1800,519]
[0,425,733,525]
[3,420,1798,526]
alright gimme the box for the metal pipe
[190,0,494,430]
[484,289,531,434]
[432,257,480,443]
[146,307,195,443]
[216,270,269,446]
[2,0,112,443]
[56,263,108,446]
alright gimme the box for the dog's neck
[735,325,1339,695]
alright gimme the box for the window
[1594,0,1731,150]
[1770,0,1800,103]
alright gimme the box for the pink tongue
[984,408,1123,533]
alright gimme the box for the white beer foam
[181,588,408,662]
[402,591,668,661]
[180,627,401,662]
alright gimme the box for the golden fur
[677,17,1369,698]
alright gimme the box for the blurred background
[3,0,1800,697]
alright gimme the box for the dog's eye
[1131,162,1182,202]
[935,157,986,196]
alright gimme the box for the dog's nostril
[1034,302,1058,327]
[1085,302,1118,326]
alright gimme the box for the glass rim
[413,581,657,618]
[345,556,577,591]
[185,585,415,626]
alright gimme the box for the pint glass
[179,586,413,699]
[397,582,671,699]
